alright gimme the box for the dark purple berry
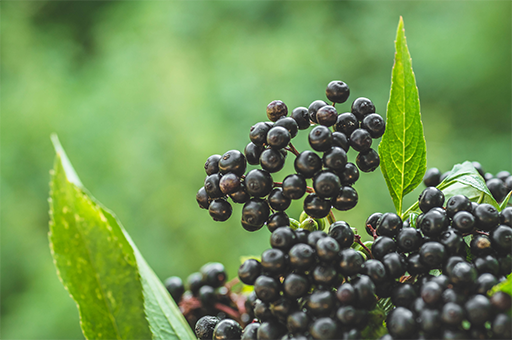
[356,148,380,172]
[351,97,375,121]
[274,116,298,138]
[245,169,273,197]
[245,142,264,165]
[423,167,441,187]
[418,187,445,213]
[326,80,350,103]
[266,100,288,122]
[209,199,232,221]
[266,212,289,233]
[303,193,331,219]
[335,112,358,136]
[219,150,246,176]
[204,154,222,175]
[308,100,328,124]
[238,259,262,285]
[331,185,358,211]
[316,105,338,127]
[294,151,322,178]
[309,125,333,152]
[361,113,385,138]
[291,107,310,130]
[349,128,372,152]
[332,131,349,151]
[323,146,347,171]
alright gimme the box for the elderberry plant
[48,17,511,340]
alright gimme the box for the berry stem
[327,209,336,225]
[354,234,373,259]
[366,223,379,240]
[285,142,300,156]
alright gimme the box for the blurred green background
[1,1,510,338]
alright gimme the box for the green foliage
[403,161,501,219]
[499,190,512,211]
[362,298,393,339]
[379,17,427,216]
[49,137,194,340]
[490,273,512,296]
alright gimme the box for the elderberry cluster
[165,262,250,328]
[196,80,385,231]
[423,161,512,203]
[366,187,512,339]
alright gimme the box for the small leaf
[490,273,512,296]
[499,190,512,211]
[403,161,500,220]
[379,17,427,215]
[49,135,195,340]
[361,298,393,339]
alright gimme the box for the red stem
[354,234,373,259]
[285,142,300,156]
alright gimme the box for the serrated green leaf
[403,161,500,220]
[499,190,512,211]
[379,17,427,216]
[49,135,195,340]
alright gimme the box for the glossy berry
[382,252,406,279]
[241,198,270,231]
[294,151,322,178]
[349,128,372,152]
[361,113,385,138]
[187,272,203,295]
[490,224,512,255]
[423,167,441,187]
[245,169,273,197]
[419,241,447,269]
[441,302,464,326]
[267,188,291,211]
[391,283,417,307]
[332,131,349,151]
[204,154,222,175]
[335,112,359,136]
[219,172,240,195]
[339,248,364,277]
[253,299,272,321]
[303,193,331,219]
[274,116,298,138]
[259,148,285,173]
[312,263,338,287]
[289,243,316,271]
[238,259,262,285]
[490,291,512,312]
[244,142,263,165]
[270,227,297,251]
[363,259,388,284]
[376,212,403,238]
[195,316,220,340]
[487,178,507,202]
[396,227,422,252]
[204,173,223,199]
[449,261,477,286]
[439,229,464,255]
[316,105,338,127]
[256,321,287,340]
[473,203,500,231]
[250,122,272,145]
[287,311,310,334]
[418,186,445,213]
[316,236,340,262]
[445,194,471,217]
[213,319,242,340]
[241,323,259,340]
[309,317,339,339]
[328,221,355,249]
[474,254,500,276]
[291,106,310,130]
[475,273,498,295]
[266,212,289,233]
[331,185,358,211]
[352,275,377,309]
[337,162,359,185]
[313,170,341,199]
[199,285,216,306]
[465,294,492,326]
[326,80,350,103]
[365,212,382,236]
[218,150,246,176]
[209,199,232,221]
[308,100,328,124]
[266,100,288,122]
[309,125,333,152]
[164,276,184,302]
[356,148,380,172]
[266,126,290,149]
[283,273,310,298]
[420,281,443,306]
[254,275,280,302]
[281,173,307,200]
[351,97,376,121]
[196,187,210,209]
[229,182,250,203]
[307,290,336,316]
[323,146,347,171]
[417,208,449,237]
[500,207,512,226]
[372,236,397,260]
[452,210,475,233]
[387,307,417,339]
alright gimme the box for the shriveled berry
[266,100,288,122]
[195,316,219,340]
[316,105,338,127]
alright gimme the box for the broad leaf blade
[49,136,195,340]
[499,190,512,211]
[379,17,427,215]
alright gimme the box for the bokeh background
[1,1,511,338]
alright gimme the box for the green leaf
[403,161,500,220]
[499,190,512,211]
[49,135,195,340]
[490,273,512,296]
[379,17,427,216]
[361,298,393,339]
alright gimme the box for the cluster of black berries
[423,161,512,203]
[366,187,512,339]
[165,262,250,328]
[196,221,377,340]
[196,80,385,231]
